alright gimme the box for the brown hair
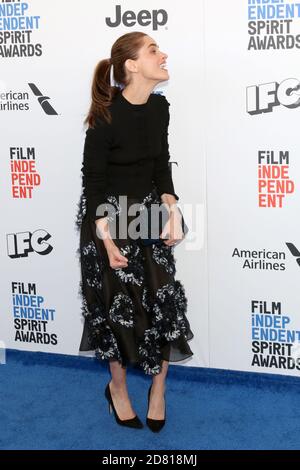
[84,31,148,129]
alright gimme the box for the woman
[76,32,194,432]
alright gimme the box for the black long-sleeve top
[81,88,179,221]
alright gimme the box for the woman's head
[119,34,168,85]
[84,32,169,128]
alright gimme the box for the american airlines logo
[286,243,300,267]
[0,83,58,114]
[28,83,58,115]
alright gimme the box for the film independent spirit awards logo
[249,245,300,372]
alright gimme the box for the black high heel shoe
[104,382,143,429]
[146,384,166,432]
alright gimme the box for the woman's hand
[159,211,185,247]
[95,217,128,269]
[106,243,128,270]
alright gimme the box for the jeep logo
[106,4,168,30]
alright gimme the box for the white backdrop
[1,0,299,377]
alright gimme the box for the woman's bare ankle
[110,379,128,395]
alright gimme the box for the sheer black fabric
[76,189,194,376]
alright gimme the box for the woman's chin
[158,71,169,81]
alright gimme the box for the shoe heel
[104,381,144,429]
[146,384,166,433]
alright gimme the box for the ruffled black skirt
[76,188,194,376]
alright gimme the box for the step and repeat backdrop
[1,0,299,377]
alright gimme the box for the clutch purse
[138,202,189,246]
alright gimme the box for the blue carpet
[1,349,300,450]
